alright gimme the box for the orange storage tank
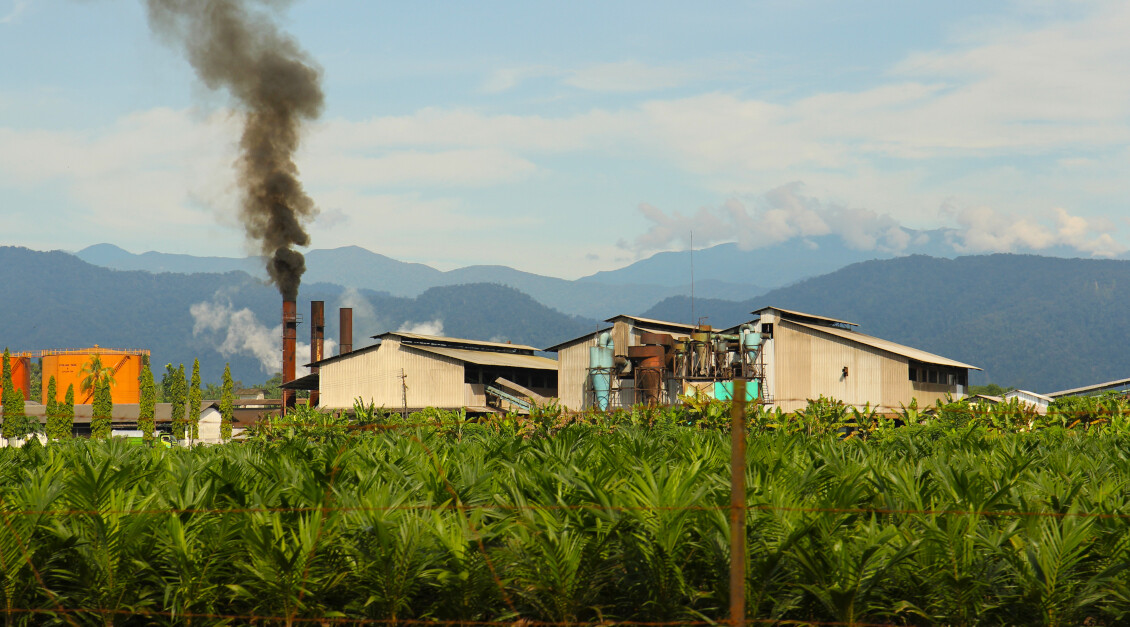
[40,346,149,405]
[5,353,32,401]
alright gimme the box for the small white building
[1004,389,1054,414]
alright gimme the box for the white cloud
[631,182,909,254]
[942,202,1126,257]
[0,0,29,24]
[564,60,694,92]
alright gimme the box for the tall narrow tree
[220,363,234,441]
[161,363,177,403]
[45,376,61,440]
[1,347,12,440]
[188,359,202,442]
[91,378,112,440]
[63,384,75,438]
[170,364,187,440]
[0,347,28,440]
[139,363,156,442]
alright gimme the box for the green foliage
[188,358,202,441]
[1,424,1130,622]
[169,363,187,439]
[1,347,32,440]
[45,376,64,440]
[220,364,234,441]
[969,382,1013,397]
[138,363,156,441]
[90,378,112,440]
[63,384,75,437]
[160,363,176,403]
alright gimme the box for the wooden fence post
[730,378,747,627]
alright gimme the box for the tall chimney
[282,299,297,412]
[340,307,353,355]
[310,301,324,406]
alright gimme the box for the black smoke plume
[146,0,323,300]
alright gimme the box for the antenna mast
[690,230,695,325]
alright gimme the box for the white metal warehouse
[314,332,558,413]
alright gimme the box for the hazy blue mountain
[1,246,595,390]
[642,254,1130,392]
[75,243,261,275]
[582,229,1098,290]
[73,244,765,320]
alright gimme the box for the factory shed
[546,315,698,410]
[1004,389,1054,414]
[753,306,979,412]
[313,332,558,413]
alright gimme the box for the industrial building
[547,315,699,410]
[547,307,979,413]
[312,331,558,413]
[750,307,978,412]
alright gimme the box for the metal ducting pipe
[282,299,297,412]
[310,301,324,407]
[339,307,353,355]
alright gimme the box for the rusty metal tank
[40,346,149,405]
[6,353,32,401]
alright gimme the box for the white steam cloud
[335,287,378,341]
[397,319,444,336]
[190,297,337,376]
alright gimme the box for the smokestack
[282,299,297,412]
[340,308,353,355]
[145,0,324,301]
[310,300,324,406]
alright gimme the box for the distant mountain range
[643,254,1130,392]
[77,232,1115,322]
[1,246,597,388]
[74,243,763,321]
[17,242,1130,394]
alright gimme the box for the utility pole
[399,369,408,420]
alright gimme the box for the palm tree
[79,354,116,398]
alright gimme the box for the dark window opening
[761,323,774,338]
[909,365,917,382]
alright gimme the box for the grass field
[1,397,1130,625]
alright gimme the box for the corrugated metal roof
[1006,389,1054,403]
[787,320,981,370]
[543,327,614,352]
[407,345,558,370]
[604,315,698,330]
[375,332,540,353]
[1048,377,1130,398]
[754,306,858,327]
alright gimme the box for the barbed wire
[0,608,904,627]
[0,502,1125,520]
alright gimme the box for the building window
[928,369,938,384]
[909,365,918,382]
[761,323,774,338]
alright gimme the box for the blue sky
[2,0,1129,277]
